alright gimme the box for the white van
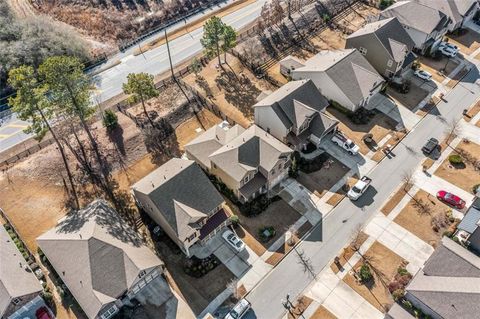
[224,298,251,319]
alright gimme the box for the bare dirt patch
[343,241,407,313]
[447,30,480,55]
[434,140,480,193]
[386,83,429,111]
[236,199,302,252]
[330,231,368,274]
[154,234,235,315]
[326,107,397,155]
[266,222,312,266]
[297,156,350,198]
[394,190,454,247]
[381,183,411,216]
[288,295,314,319]
[325,176,358,207]
[184,54,276,127]
[310,305,337,319]
[418,55,460,83]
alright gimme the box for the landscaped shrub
[103,109,119,131]
[392,288,405,301]
[298,152,330,173]
[230,215,240,227]
[472,183,480,194]
[448,154,463,165]
[348,108,376,125]
[184,255,220,278]
[379,0,394,9]
[358,264,373,283]
[258,226,276,242]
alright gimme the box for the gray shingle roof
[254,80,329,131]
[294,49,384,107]
[348,17,415,62]
[36,200,164,319]
[380,1,449,34]
[132,158,225,241]
[209,125,293,182]
[457,206,480,234]
[406,237,480,319]
[0,226,42,316]
[415,0,477,26]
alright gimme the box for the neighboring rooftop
[185,122,245,169]
[209,125,293,182]
[36,200,164,319]
[406,237,480,319]
[0,226,42,316]
[294,49,384,106]
[347,17,415,62]
[380,1,449,34]
[132,158,225,241]
[458,205,480,234]
[415,0,476,26]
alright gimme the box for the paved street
[0,111,30,154]
[244,61,480,318]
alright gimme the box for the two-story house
[37,200,171,319]
[132,158,229,257]
[379,1,450,54]
[253,79,338,151]
[415,0,479,32]
[346,17,416,78]
[1,226,43,319]
[186,124,293,203]
[287,49,385,112]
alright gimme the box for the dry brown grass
[325,176,358,207]
[394,190,453,247]
[434,140,480,192]
[343,242,407,313]
[447,30,480,55]
[266,222,312,266]
[288,296,314,319]
[464,100,480,122]
[330,231,369,274]
[174,109,222,150]
[310,306,337,319]
[296,156,350,198]
[326,107,397,156]
[380,183,412,216]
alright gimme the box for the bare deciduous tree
[295,248,316,279]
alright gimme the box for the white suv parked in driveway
[438,45,458,58]
[222,229,246,252]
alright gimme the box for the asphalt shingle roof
[0,226,42,316]
[457,206,480,234]
[132,158,225,241]
[406,237,480,319]
[380,1,449,34]
[36,200,164,319]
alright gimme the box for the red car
[36,307,53,319]
[436,190,466,209]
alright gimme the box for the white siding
[254,106,290,142]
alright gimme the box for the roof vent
[151,181,155,188]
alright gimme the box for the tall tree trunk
[64,84,117,205]
[141,96,154,127]
[37,109,79,208]
[67,123,98,187]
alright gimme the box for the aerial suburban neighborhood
[2,0,480,318]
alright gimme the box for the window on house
[139,270,147,278]
[244,175,250,184]
[358,47,367,55]
[12,297,21,305]
[387,59,393,67]
[213,163,217,169]
[101,305,118,319]
[271,168,276,175]
[187,233,196,242]
[278,163,282,170]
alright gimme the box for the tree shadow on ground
[215,70,261,119]
[108,125,126,156]
[142,120,180,166]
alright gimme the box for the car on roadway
[36,307,53,319]
[222,229,246,252]
[436,190,466,209]
[347,176,372,201]
[225,298,251,319]
[414,69,433,81]
[421,138,439,154]
[439,42,459,52]
[438,45,458,58]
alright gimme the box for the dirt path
[7,0,37,18]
